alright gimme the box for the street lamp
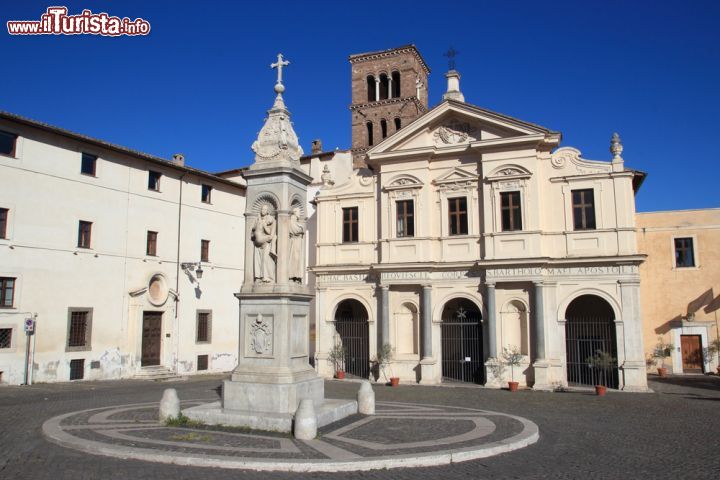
[181,262,204,279]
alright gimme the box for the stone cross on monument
[271,53,290,87]
[183,54,357,434]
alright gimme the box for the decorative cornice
[350,96,428,113]
[348,45,431,75]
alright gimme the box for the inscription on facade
[487,265,637,278]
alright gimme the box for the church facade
[312,46,649,391]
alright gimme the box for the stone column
[618,279,648,391]
[388,77,393,98]
[421,285,432,358]
[378,285,389,347]
[375,78,380,102]
[533,281,546,361]
[486,282,497,358]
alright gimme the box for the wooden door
[681,335,703,373]
[141,312,162,366]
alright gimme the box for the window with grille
[0,208,8,239]
[81,153,97,176]
[196,311,211,343]
[201,184,212,203]
[77,220,92,248]
[500,191,522,231]
[0,130,17,157]
[67,309,92,351]
[0,328,11,348]
[342,207,359,243]
[674,237,695,268]
[201,239,210,262]
[0,278,15,308]
[146,231,157,256]
[69,359,85,380]
[572,189,596,230]
[148,170,161,191]
[448,197,468,235]
[197,354,209,371]
[396,200,414,237]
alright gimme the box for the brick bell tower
[349,45,430,168]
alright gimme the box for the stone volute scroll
[288,205,306,283]
[251,202,277,283]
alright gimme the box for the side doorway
[141,311,162,367]
[680,335,703,373]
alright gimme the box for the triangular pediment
[368,100,557,158]
[433,167,478,186]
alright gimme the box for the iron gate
[335,315,370,379]
[441,299,484,384]
[565,316,618,389]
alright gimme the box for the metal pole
[23,330,30,385]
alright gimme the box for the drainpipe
[175,171,187,374]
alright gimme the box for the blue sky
[2,1,718,212]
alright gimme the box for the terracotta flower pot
[336,370,345,380]
[390,377,400,387]
[508,381,519,392]
[595,385,607,396]
[657,367,668,377]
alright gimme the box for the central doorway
[565,295,618,388]
[334,300,370,379]
[141,311,162,367]
[441,298,484,384]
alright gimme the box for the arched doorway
[441,298,484,384]
[334,299,370,378]
[565,294,618,389]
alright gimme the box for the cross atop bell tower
[271,53,290,91]
[348,45,430,169]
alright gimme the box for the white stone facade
[312,87,648,391]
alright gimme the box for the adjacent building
[637,209,720,374]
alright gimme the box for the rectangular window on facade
[81,153,97,176]
[67,309,92,351]
[0,277,15,308]
[448,197,468,235]
[201,239,210,262]
[674,237,696,268]
[197,354,209,371]
[201,184,212,203]
[0,130,17,157]
[148,170,161,191]
[500,191,523,231]
[0,328,11,348]
[0,208,8,239]
[69,359,85,380]
[572,189,596,230]
[342,207,359,243]
[396,200,414,237]
[196,311,211,343]
[77,221,92,248]
[146,231,158,256]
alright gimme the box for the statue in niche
[288,206,305,283]
[251,204,276,283]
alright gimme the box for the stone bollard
[293,399,317,440]
[159,388,181,422]
[357,380,375,415]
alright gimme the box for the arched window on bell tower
[391,71,401,97]
[366,121,374,146]
[379,73,389,100]
[380,119,388,139]
[366,75,375,102]
[394,117,401,131]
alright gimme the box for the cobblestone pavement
[2,374,720,479]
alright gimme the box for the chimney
[172,153,185,166]
[442,70,465,103]
[311,139,323,154]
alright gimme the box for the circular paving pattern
[43,400,539,472]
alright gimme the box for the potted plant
[706,338,720,375]
[501,346,524,392]
[327,343,346,379]
[586,350,616,396]
[652,337,674,376]
[374,343,398,386]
